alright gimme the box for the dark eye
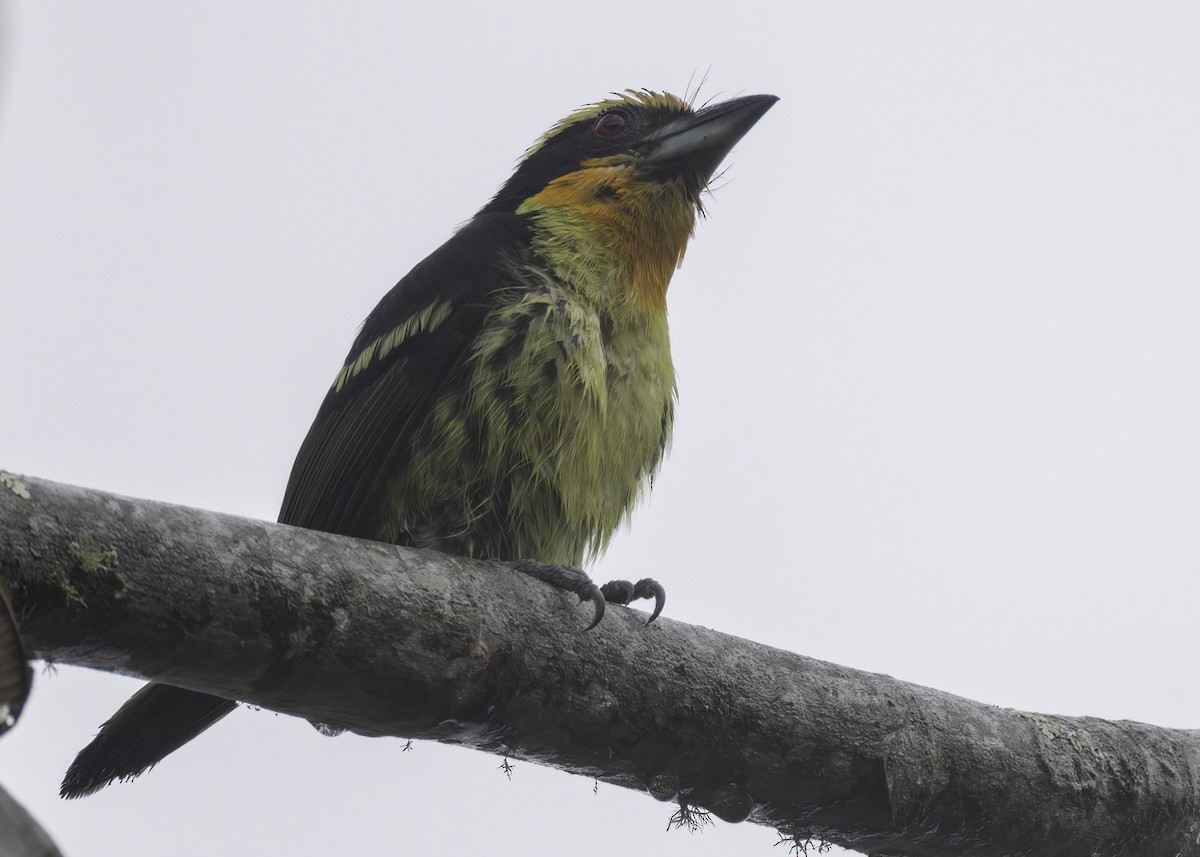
[594,112,627,139]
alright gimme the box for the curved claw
[633,578,666,624]
[581,585,607,631]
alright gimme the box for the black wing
[278,212,530,538]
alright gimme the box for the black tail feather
[61,683,236,799]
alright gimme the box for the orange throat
[518,163,698,311]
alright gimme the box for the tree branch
[0,781,64,857]
[0,472,1197,856]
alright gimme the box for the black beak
[642,93,779,183]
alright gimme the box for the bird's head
[483,90,778,312]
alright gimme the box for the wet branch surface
[1,472,1198,856]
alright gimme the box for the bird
[60,88,777,798]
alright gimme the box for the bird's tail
[60,683,236,799]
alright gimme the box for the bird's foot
[600,578,665,624]
[505,561,665,630]
[506,560,608,630]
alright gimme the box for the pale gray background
[2,3,1198,856]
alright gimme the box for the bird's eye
[594,112,627,139]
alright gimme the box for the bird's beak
[642,94,779,182]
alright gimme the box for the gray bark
[0,781,64,857]
[1,471,1197,856]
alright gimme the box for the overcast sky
[2,3,1199,856]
